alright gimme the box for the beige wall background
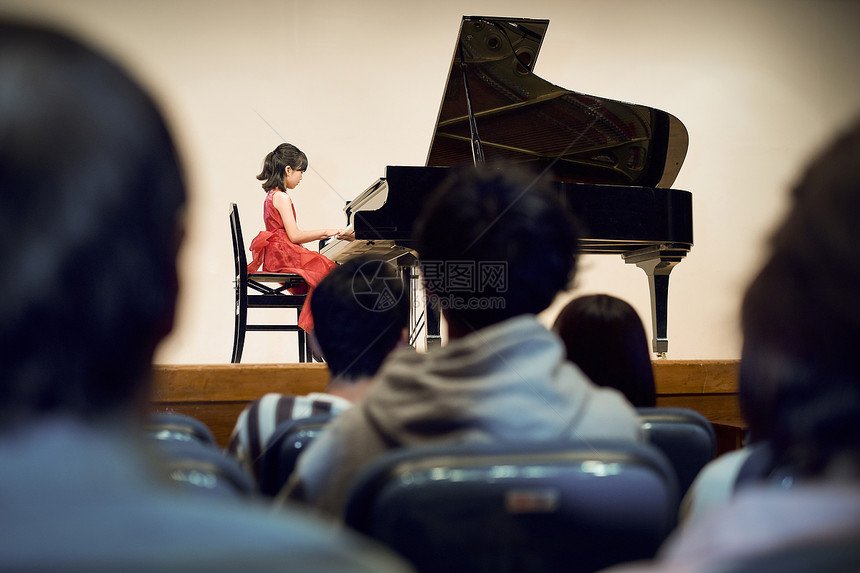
[3,0,859,363]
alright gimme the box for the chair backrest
[257,413,334,497]
[229,202,248,283]
[145,412,254,499]
[732,440,801,492]
[145,412,217,447]
[712,535,860,573]
[343,439,679,573]
[636,407,716,497]
[151,438,256,500]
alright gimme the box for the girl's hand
[336,228,356,242]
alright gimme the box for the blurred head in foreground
[740,118,860,480]
[0,19,185,429]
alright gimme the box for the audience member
[227,255,409,486]
[283,167,644,518]
[603,119,860,572]
[553,294,657,407]
[0,18,408,571]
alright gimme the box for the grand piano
[321,15,693,356]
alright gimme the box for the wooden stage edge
[151,360,744,453]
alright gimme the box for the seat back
[145,412,218,447]
[344,440,679,573]
[257,413,335,497]
[230,202,305,288]
[152,439,257,500]
[145,413,255,499]
[732,440,801,492]
[230,202,250,287]
[637,407,716,497]
[712,535,860,573]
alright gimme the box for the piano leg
[425,300,442,349]
[623,245,689,357]
[400,259,442,352]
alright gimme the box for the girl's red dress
[246,189,337,332]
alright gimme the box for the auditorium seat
[150,438,256,500]
[732,440,800,492]
[711,535,860,573]
[146,413,255,499]
[637,407,716,497]
[256,414,334,497]
[145,412,217,447]
[343,439,679,573]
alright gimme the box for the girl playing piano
[247,143,349,332]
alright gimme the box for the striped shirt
[226,392,352,485]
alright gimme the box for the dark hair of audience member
[310,255,409,379]
[739,117,860,479]
[553,294,657,407]
[413,166,579,332]
[0,20,186,429]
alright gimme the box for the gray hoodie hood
[363,315,642,446]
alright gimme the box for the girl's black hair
[256,143,308,191]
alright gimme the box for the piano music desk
[151,360,744,454]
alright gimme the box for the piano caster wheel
[655,352,668,360]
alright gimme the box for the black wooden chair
[230,203,309,363]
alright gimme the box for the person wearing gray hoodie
[283,167,644,518]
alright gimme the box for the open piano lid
[426,16,689,188]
